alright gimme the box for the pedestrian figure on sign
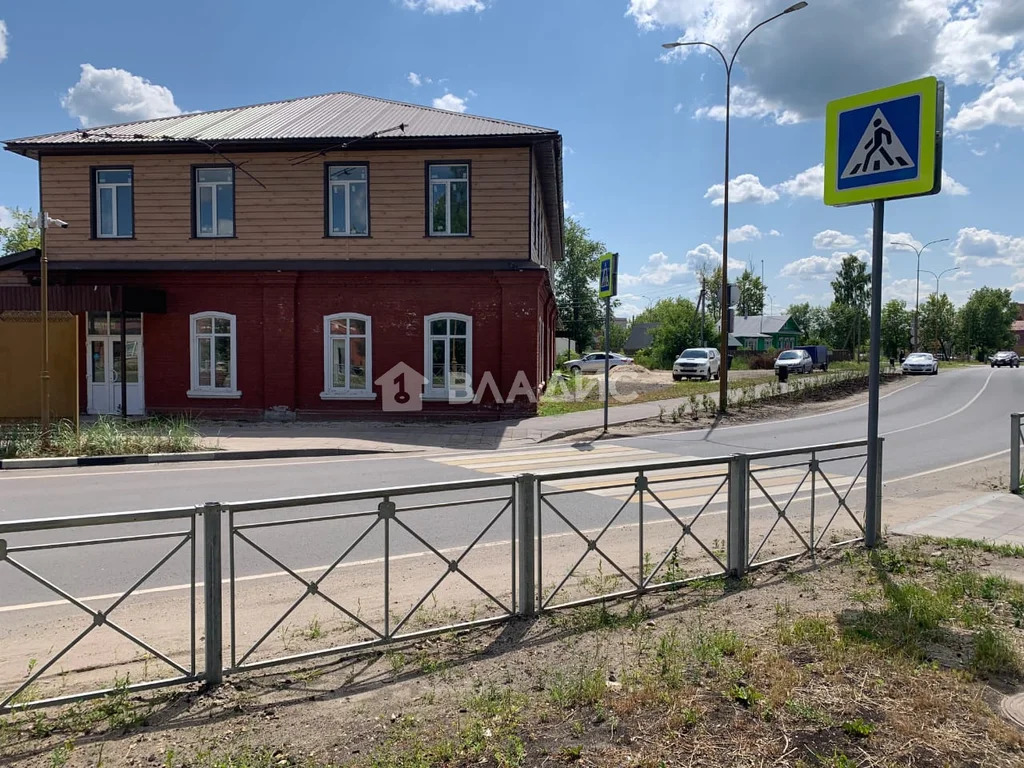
[862,118,894,172]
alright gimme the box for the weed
[972,627,1021,677]
[785,700,834,726]
[918,536,1024,559]
[48,741,74,768]
[691,627,742,668]
[548,667,607,709]
[778,616,835,648]
[305,616,323,640]
[841,718,875,737]
[727,682,763,708]
[0,417,204,459]
[558,744,583,762]
[552,601,649,633]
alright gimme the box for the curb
[0,447,395,471]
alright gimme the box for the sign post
[824,76,943,547]
[598,252,618,433]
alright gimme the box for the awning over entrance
[0,249,166,313]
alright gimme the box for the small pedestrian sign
[824,76,942,206]
[598,252,618,299]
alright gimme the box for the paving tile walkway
[891,492,1024,546]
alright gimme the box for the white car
[673,347,721,381]
[564,352,634,374]
[902,352,938,375]
[774,349,813,374]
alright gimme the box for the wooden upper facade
[5,91,564,271]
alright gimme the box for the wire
[289,123,409,165]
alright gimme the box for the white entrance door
[86,312,145,416]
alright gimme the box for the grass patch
[917,536,1024,559]
[0,417,204,459]
[972,627,1022,676]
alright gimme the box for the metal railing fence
[0,438,881,713]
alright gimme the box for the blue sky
[1,0,1023,317]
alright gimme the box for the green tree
[555,217,605,353]
[880,299,912,359]
[787,302,828,345]
[736,267,766,316]
[918,293,956,358]
[594,318,631,354]
[0,207,40,254]
[830,255,871,353]
[635,297,708,369]
[956,286,1017,358]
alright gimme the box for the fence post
[1012,414,1022,494]
[868,437,884,547]
[727,455,749,578]
[516,474,537,617]
[202,502,223,686]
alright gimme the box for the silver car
[564,352,634,374]
[774,349,813,374]
[902,352,938,375]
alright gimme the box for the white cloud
[694,84,801,125]
[953,227,1024,267]
[769,229,781,237]
[704,173,779,206]
[0,20,7,63]
[630,251,692,286]
[813,230,858,251]
[948,77,1024,132]
[0,205,14,228]
[433,93,468,112]
[780,254,845,280]
[685,242,744,273]
[729,224,763,243]
[673,102,683,114]
[408,72,423,87]
[883,278,922,304]
[633,1,1024,124]
[775,164,824,199]
[941,169,970,195]
[62,64,181,128]
[403,0,485,12]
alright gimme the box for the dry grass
[2,539,1023,767]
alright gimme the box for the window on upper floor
[94,168,133,238]
[326,164,369,237]
[425,313,472,398]
[427,163,469,236]
[322,313,374,399]
[188,312,240,398]
[194,167,235,238]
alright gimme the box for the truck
[796,345,829,371]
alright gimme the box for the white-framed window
[94,168,133,238]
[188,312,240,398]
[327,164,369,236]
[428,163,469,236]
[745,338,758,351]
[424,313,472,398]
[321,313,375,399]
[195,167,235,237]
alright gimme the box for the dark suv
[990,350,1020,368]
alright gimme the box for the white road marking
[881,368,994,437]
[885,449,1010,484]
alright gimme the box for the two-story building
[1,91,563,420]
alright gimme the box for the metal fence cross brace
[641,476,728,586]
[813,458,869,548]
[0,534,193,710]
[748,466,813,566]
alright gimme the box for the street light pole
[919,266,960,297]
[663,1,807,412]
[892,238,949,352]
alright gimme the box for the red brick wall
[76,269,552,420]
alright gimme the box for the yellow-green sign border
[824,76,939,207]
[598,252,617,299]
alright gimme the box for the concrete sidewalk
[202,375,822,455]
[891,492,1024,546]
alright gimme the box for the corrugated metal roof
[6,91,557,147]
[732,314,794,337]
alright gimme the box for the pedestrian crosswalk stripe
[430,444,681,475]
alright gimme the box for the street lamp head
[662,41,684,49]
[784,1,808,12]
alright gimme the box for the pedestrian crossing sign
[824,76,943,206]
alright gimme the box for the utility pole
[39,213,50,445]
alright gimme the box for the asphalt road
[0,366,1019,609]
